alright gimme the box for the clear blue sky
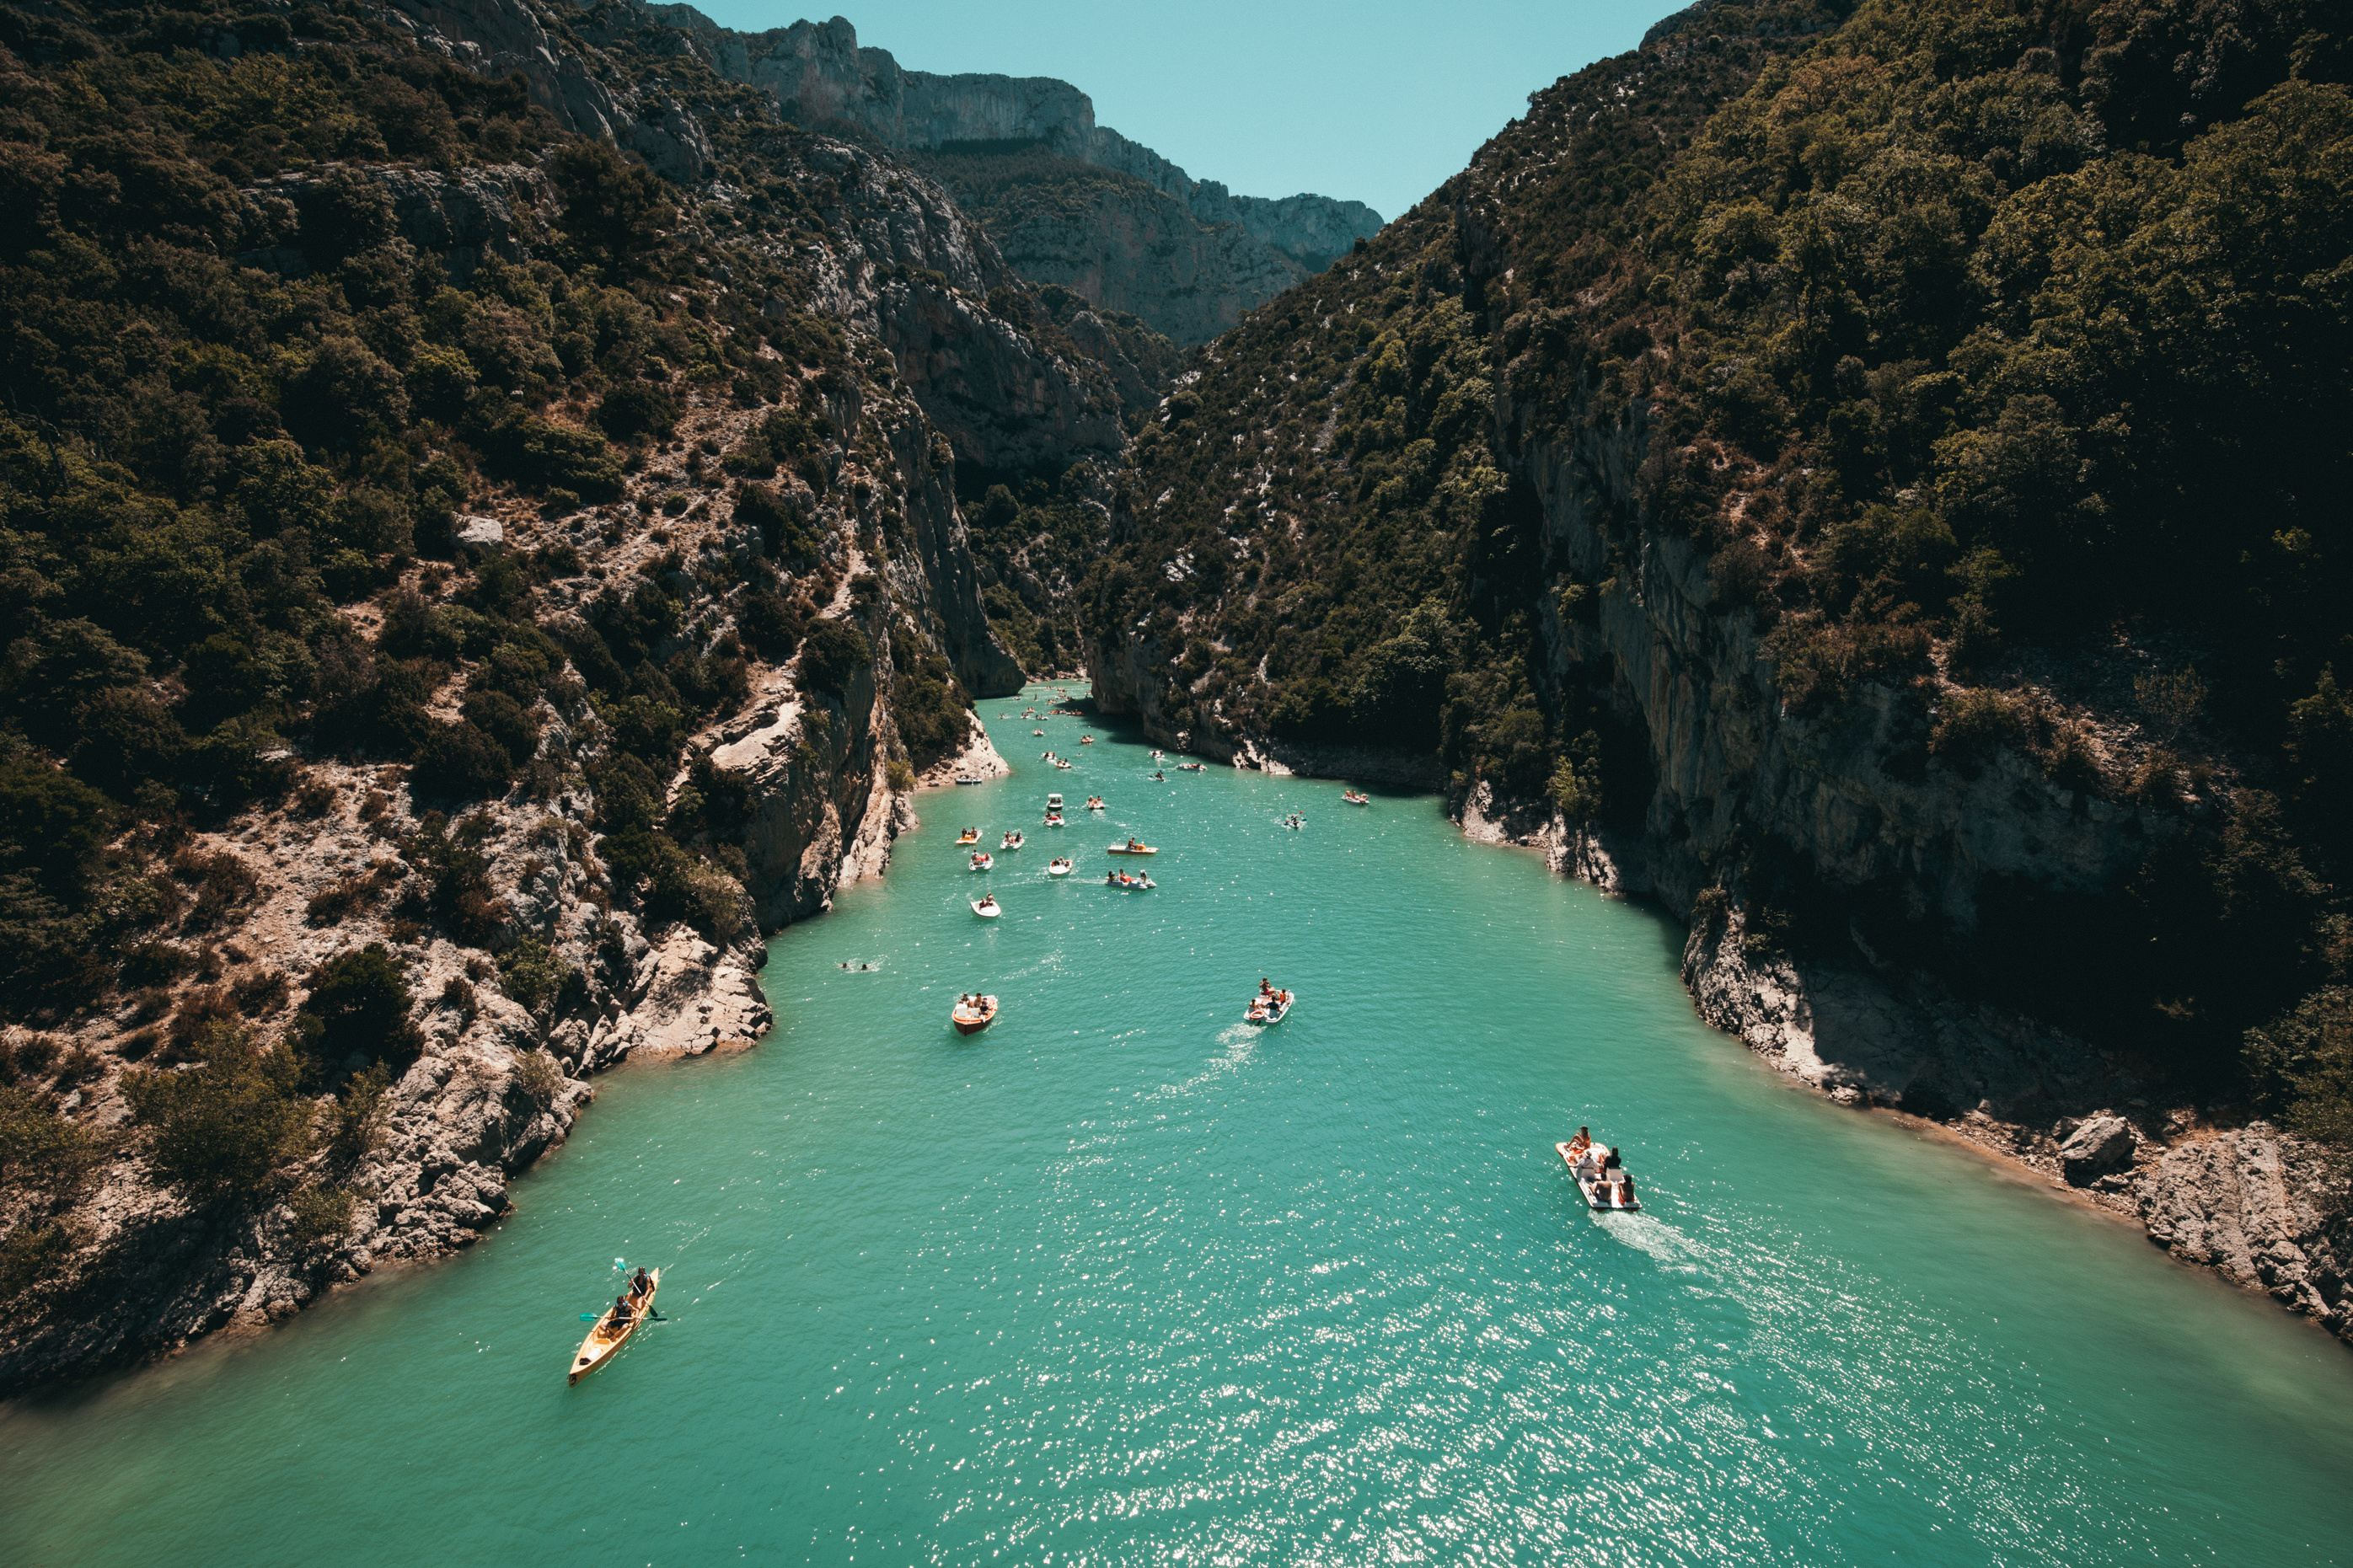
[685,1,1669,222]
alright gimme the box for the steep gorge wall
[1497,393,2349,1343]
[0,0,1123,1390]
[645,9,1382,342]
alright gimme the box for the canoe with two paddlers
[570,1268,659,1384]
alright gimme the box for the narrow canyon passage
[7,689,2350,1565]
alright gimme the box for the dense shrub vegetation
[1091,0,2353,1120]
[0,0,951,1038]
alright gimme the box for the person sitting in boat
[609,1294,636,1329]
[1616,1173,1637,1207]
[1566,1127,1591,1160]
[630,1267,651,1299]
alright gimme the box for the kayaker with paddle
[630,1267,651,1300]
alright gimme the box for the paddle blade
[579,1313,598,1321]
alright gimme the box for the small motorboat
[1047,858,1073,876]
[1054,759,1074,770]
[1103,871,1155,890]
[1177,762,1204,771]
[954,776,982,786]
[1000,830,1025,850]
[957,828,980,844]
[1150,750,1164,760]
[951,994,998,1034]
[1085,796,1105,811]
[971,895,1001,918]
[1041,751,1057,762]
[1046,793,1064,811]
[1343,790,1369,805]
[969,851,994,871]
[1080,736,1094,745]
[570,1268,660,1385]
[1557,1140,1642,1212]
[1245,988,1293,1025]
[1043,812,1065,827]
[1033,730,1045,736]
[1107,839,1156,855]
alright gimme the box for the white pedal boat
[1556,1142,1641,1211]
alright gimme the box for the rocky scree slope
[0,0,1124,1389]
[642,8,1383,344]
[1080,0,2353,1338]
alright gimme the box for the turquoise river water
[7,683,2353,1565]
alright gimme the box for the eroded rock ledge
[1562,820,2352,1344]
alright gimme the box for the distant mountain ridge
[646,9,1384,341]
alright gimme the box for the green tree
[548,142,673,265]
[121,1026,315,1203]
[299,944,422,1067]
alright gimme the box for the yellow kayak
[569,1268,659,1385]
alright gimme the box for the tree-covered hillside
[1086,0,2353,1124]
[0,0,1118,1367]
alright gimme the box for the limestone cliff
[1074,2,2353,1341]
[0,0,1127,1391]
[644,9,1383,342]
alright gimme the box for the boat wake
[1591,1209,1695,1269]
[1147,1026,1260,1103]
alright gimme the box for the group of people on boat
[606,1267,654,1331]
[1283,813,1305,829]
[1246,978,1293,1023]
[1105,870,1153,888]
[1565,1127,1636,1207]
[973,893,1000,914]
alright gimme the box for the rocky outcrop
[1516,416,2175,929]
[1669,859,2352,1340]
[241,162,552,281]
[394,0,714,178]
[646,9,1382,342]
[785,136,1141,463]
[2142,1130,2351,1336]
[964,179,1324,349]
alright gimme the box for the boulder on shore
[2059,1116,2136,1184]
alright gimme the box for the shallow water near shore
[7,682,2353,1565]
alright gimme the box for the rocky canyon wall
[645,8,1383,342]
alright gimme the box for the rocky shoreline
[1557,805,2347,1346]
[1097,723,2353,1346]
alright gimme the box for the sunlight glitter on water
[5,682,2352,1566]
